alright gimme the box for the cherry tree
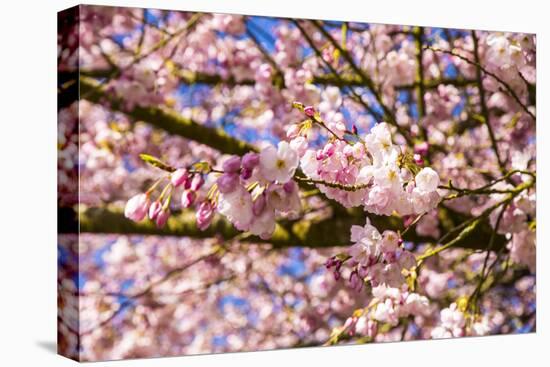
[58,5,536,361]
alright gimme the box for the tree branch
[427,46,536,121]
[471,30,507,176]
[74,68,475,91]
[79,76,256,156]
[60,205,507,252]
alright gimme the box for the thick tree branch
[61,205,507,252]
[72,68,476,91]
[413,26,429,142]
[79,76,256,156]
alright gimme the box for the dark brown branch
[71,68,475,92]
[471,30,506,176]
[309,19,398,126]
[428,46,536,121]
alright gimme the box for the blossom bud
[304,105,316,117]
[325,256,343,271]
[190,175,204,191]
[124,193,150,222]
[325,257,337,268]
[414,141,429,157]
[148,200,162,220]
[351,124,358,135]
[170,168,189,187]
[196,201,214,231]
[222,156,242,173]
[322,142,336,157]
[252,194,266,216]
[240,168,253,180]
[283,180,297,194]
[349,270,363,292]
[155,209,170,228]
[242,152,260,170]
[217,173,239,194]
[181,190,195,208]
[414,153,424,166]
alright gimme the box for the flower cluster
[124,165,205,229]
[298,120,441,215]
[124,141,301,239]
[126,104,443,241]
[430,302,492,339]
[370,284,430,326]
[489,182,536,272]
[430,303,465,338]
[216,143,301,238]
[326,218,416,290]
[339,284,430,341]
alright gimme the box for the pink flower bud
[222,156,242,173]
[403,215,415,227]
[242,152,260,170]
[170,168,189,187]
[124,193,150,222]
[322,142,336,157]
[252,194,266,216]
[351,124,358,135]
[414,153,424,166]
[414,142,429,157]
[181,190,195,208]
[196,201,214,231]
[217,173,239,193]
[148,200,162,220]
[349,270,363,292]
[283,180,297,194]
[190,175,204,191]
[304,105,315,117]
[316,150,326,160]
[240,168,253,180]
[154,209,170,228]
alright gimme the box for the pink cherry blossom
[124,193,150,222]
[259,141,299,183]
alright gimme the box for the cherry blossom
[57,6,536,361]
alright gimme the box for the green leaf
[341,23,348,51]
[192,161,212,174]
[139,154,175,172]
[292,101,305,112]
[335,253,351,262]
[299,119,313,134]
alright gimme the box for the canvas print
[57,4,536,362]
